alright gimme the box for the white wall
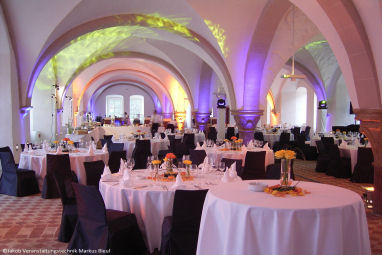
[93,84,155,118]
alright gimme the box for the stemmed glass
[218,161,226,172]
[126,158,135,173]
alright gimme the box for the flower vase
[280,159,291,187]
[166,159,173,173]
[154,164,159,179]
[185,165,190,177]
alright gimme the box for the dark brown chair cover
[68,184,147,255]
[326,144,351,178]
[242,151,266,180]
[351,147,374,183]
[189,149,207,166]
[84,160,105,186]
[108,151,127,173]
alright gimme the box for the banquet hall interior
[1,0,382,254]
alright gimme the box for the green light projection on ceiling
[204,19,229,58]
[304,40,327,50]
[35,14,199,92]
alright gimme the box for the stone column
[193,112,210,131]
[316,109,327,133]
[354,109,382,215]
[162,112,173,120]
[231,109,263,144]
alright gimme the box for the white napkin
[23,145,28,153]
[101,165,111,177]
[121,168,133,186]
[354,139,361,147]
[339,141,347,148]
[119,158,125,174]
[367,142,372,148]
[88,143,95,155]
[28,144,33,152]
[56,145,62,155]
[241,144,247,151]
[202,142,207,149]
[199,157,209,170]
[195,142,202,150]
[221,169,234,183]
[263,142,271,151]
[171,174,185,190]
[102,143,108,153]
[247,140,254,149]
[213,144,218,152]
[229,162,237,179]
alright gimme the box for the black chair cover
[167,124,175,133]
[0,151,39,197]
[132,140,151,170]
[183,133,196,150]
[326,144,351,178]
[69,184,147,255]
[160,189,208,255]
[189,149,207,166]
[108,151,127,173]
[254,132,264,141]
[151,123,159,136]
[352,147,374,183]
[315,140,330,172]
[225,127,235,140]
[242,151,266,180]
[273,132,291,151]
[304,126,311,141]
[160,133,166,139]
[321,137,334,150]
[52,160,78,242]
[207,127,217,142]
[104,135,113,141]
[109,143,124,152]
[84,160,105,186]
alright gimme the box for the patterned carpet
[0,160,381,254]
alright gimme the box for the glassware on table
[218,161,226,172]
[126,158,135,172]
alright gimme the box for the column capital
[231,109,263,143]
[193,112,211,130]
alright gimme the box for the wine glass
[218,161,225,172]
[126,158,135,171]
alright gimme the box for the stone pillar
[316,109,327,133]
[162,112,173,119]
[231,110,263,144]
[354,109,382,215]
[217,108,225,141]
[174,111,186,131]
[193,112,210,131]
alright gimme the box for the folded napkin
[88,143,95,155]
[56,145,62,155]
[171,174,185,190]
[102,143,108,153]
[354,139,361,147]
[229,162,237,179]
[263,142,271,151]
[339,142,347,148]
[198,157,209,171]
[247,140,254,149]
[23,145,28,153]
[221,169,234,183]
[202,142,207,149]
[101,165,112,177]
[213,144,218,152]
[119,158,125,174]
[241,144,247,151]
[121,168,133,186]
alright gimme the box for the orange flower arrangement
[165,153,176,159]
[230,136,237,141]
[63,137,70,142]
[264,184,310,197]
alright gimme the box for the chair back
[316,140,327,155]
[0,151,17,173]
[134,139,151,154]
[183,133,196,150]
[207,127,217,142]
[225,127,235,139]
[291,127,301,137]
[304,126,311,140]
[242,151,266,180]
[160,133,166,139]
[109,143,124,152]
[108,151,126,173]
[0,147,16,166]
[43,154,72,199]
[254,132,264,141]
[71,183,108,247]
[84,160,105,186]
[51,155,76,205]
[167,124,175,133]
[327,144,340,160]
[189,149,207,165]
[321,137,334,148]
[170,190,208,254]
[357,147,374,164]
[279,132,290,144]
[104,135,113,141]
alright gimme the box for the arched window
[130,95,144,123]
[106,95,124,117]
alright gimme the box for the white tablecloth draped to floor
[262,133,294,147]
[196,180,370,255]
[99,169,231,252]
[90,126,151,141]
[19,149,109,187]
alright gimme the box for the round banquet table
[99,169,229,252]
[196,180,370,255]
[263,133,294,147]
[18,149,109,187]
[175,133,206,146]
[112,138,170,158]
[205,147,274,167]
[339,145,358,173]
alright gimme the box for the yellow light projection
[204,19,229,57]
[168,77,189,130]
[267,92,279,125]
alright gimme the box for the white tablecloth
[99,170,230,252]
[112,138,170,158]
[19,149,109,186]
[90,126,151,141]
[64,134,90,143]
[339,146,359,173]
[205,147,274,168]
[197,180,370,255]
[263,133,294,147]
